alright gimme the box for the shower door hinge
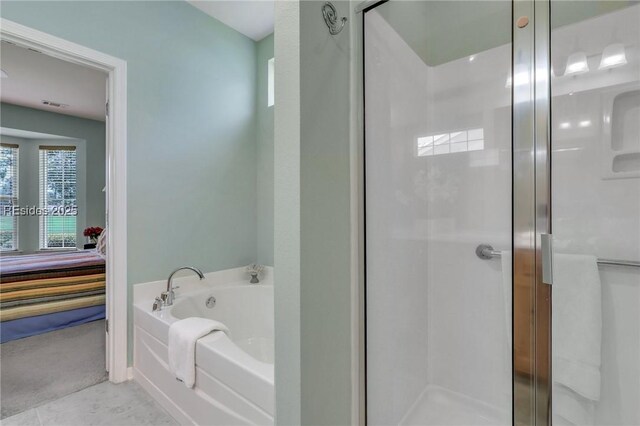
[105,319,109,333]
[105,101,109,117]
[541,233,553,285]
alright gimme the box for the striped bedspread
[0,251,106,322]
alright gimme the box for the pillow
[96,228,107,259]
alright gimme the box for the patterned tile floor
[2,381,177,426]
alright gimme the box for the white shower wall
[365,9,512,424]
[365,11,430,424]
[552,83,639,425]
[423,44,512,410]
[551,6,640,424]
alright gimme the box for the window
[417,128,484,156]
[267,57,275,107]
[39,146,77,249]
[0,143,19,251]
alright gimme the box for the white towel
[553,383,596,425]
[552,253,602,401]
[168,317,229,388]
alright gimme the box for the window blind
[39,146,77,249]
[0,143,19,251]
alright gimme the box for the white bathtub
[133,269,274,425]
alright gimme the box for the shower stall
[361,1,640,424]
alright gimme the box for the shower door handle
[541,233,553,285]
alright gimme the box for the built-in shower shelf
[602,87,640,179]
[612,152,640,174]
[611,90,639,152]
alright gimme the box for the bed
[0,250,106,343]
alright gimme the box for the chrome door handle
[541,233,553,285]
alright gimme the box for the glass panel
[550,2,640,425]
[450,131,467,144]
[433,144,450,155]
[39,148,77,249]
[468,140,485,152]
[267,57,275,107]
[468,128,484,141]
[450,142,467,153]
[432,134,450,146]
[364,2,512,424]
[417,136,434,147]
[0,145,19,251]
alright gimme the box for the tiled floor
[1,381,177,426]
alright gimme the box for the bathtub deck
[400,385,509,426]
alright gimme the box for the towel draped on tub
[168,317,229,388]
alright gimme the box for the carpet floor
[0,319,107,419]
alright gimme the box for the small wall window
[417,128,484,157]
[39,146,77,249]
[0,143,19,251]
[268,57,275,107]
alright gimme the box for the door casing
[0,18,130,383]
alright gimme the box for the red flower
[83,227,104,239]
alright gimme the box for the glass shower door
[363,2,513,424]
[363,1,639,424]
[550,2,640,425]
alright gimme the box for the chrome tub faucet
[152,266,205,311]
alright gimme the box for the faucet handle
[152,296,163,312]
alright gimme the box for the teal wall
[274,2,302,422]
[1,104,106,252]
[256,33,274,266]
[1,1,260,363]
[273,1,353,423]
[299,1,353,423]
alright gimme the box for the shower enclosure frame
[354,0,554,424]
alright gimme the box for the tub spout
[158,266,205,309]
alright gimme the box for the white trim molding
[1,18,129,383]
[351,6,366,425]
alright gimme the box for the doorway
[0,19,128,386]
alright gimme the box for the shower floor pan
[399,385,509,426]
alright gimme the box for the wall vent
[42,100,69,108]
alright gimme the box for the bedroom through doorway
[0,40,109,419]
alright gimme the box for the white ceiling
[187,0,274,41]
[0,41,107,122]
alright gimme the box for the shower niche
[603,87,640,179]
